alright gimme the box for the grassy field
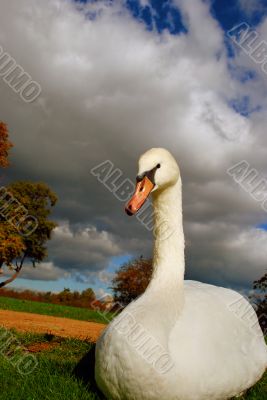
[0,296,111,324]
[0,328,100,400]
[0,328,265,400]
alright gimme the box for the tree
[81,288,96,303]
[58,288,72,303]
[56,287,96,307]
[111,257,153,306]
[0,181,57,288]
[251,272,267,335]
[0,222,25,276]
[0,122,13,167]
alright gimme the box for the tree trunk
[0,267,22,288]
[0,254,26,289]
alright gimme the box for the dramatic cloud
[185,224,267,289]
[0,0,266,291]
[2,262,65,281]
[48,222,122,273]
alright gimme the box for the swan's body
[95,148,267,400]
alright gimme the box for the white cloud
[2,262,65,281]
[174,0,223,56]
[49,221,123,273]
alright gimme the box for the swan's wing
[184,280,264,339]
[168,281,267,397]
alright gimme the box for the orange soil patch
[0,309,107,342]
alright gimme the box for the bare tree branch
[0,253,26,289]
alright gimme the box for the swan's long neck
[120,179,185,352]
[145,179,185,318]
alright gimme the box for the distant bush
[0,287,105,310]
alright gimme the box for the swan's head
[125,148,180,215]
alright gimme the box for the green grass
[0,328,265,400]
[0,296,112,324]
[0,328,101,400]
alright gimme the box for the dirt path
[0,309,107,341]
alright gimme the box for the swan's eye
[156,163,161,169]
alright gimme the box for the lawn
[0,328,265,400]
[0,296,111,324]
[0,328,100,400]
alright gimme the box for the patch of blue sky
[10,273,111,295]
[228,63,258,83]
[210,0,267,32]
[72,254,134,295]
[226,41,262,85]
[8,253,135,294]
[9,276,90,293]
[211,0,267,71]
[74,0,187,34]
[256,223,267,231]
[125,0,187,34]
[74,0,112,21]
[228,95,262,117]
[238,69,257,83]
[106,254,133,272]
[74,0,267,33]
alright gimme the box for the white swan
[95,148,267,400]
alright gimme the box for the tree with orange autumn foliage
[111,257,153,306]
[0,122,13,167]
[0,182,57,288]
[0,222,25,269]
[0,122,57,288]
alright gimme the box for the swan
[95,148,267,400]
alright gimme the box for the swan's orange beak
[125,176,154,216]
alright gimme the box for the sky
[0,0,267,296]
